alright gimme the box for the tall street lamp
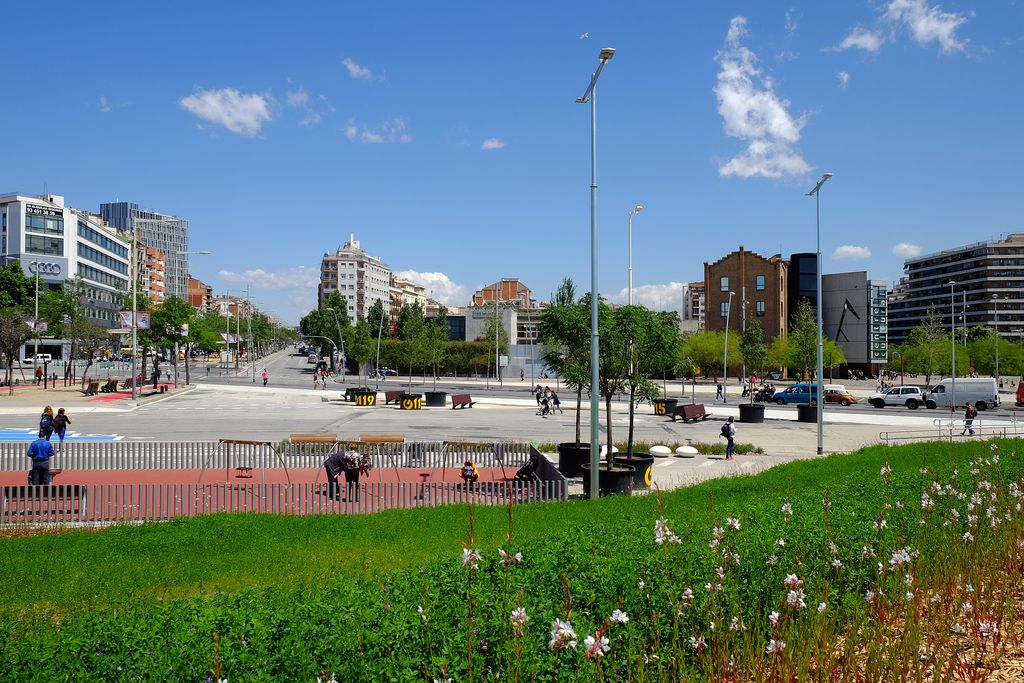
[722,291,735,402]
[577,46,615,499]
[327,307,347,381]
[993,294,1000,392]
[806,172,832,456]
[173,250,210,387]
[949,280,957,412]
[627,204,643,305]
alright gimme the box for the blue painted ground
[0,428,121,442]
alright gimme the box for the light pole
[722,291,735,402]
[627,204,643,305]
[577,46,616,499]
[326,307,347,381]
[172,250,210,387]
[949,280,957,413]
[806,172,832,456]
[375,309,386,388]
[993,294,1000,392]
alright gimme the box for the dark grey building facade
[100,201,189,300]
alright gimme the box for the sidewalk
[0,382,193,415]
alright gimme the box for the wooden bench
[670,403,708,422]
[100,378,119,393]
[289,433,339,444]
[81,380,100,396]
[235,466,254,478]
[2,485,89,520]
[120,375,142,390]
[384,390,404,405]
[452,393,476,409]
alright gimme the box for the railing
[879,417,1022,445]
[1,480,568,526]
[0,440,532,472]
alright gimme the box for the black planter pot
[738,403,765,423]
[796,403,818,422]
[424,391,447,407]
[556,442,591,478]
[614,453,654,489]
[581,462,635,496]
[652,398,678,417]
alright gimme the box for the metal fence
[0,440,533,472]
[879,417,1024,445]
[1,479,568,526]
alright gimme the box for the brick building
[703,247,788,341]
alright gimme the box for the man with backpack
[720,416,736,460]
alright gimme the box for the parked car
[773,383,819,405]
[307,352,318,364]
[923,377,998,410]
[868,386,924,409]
[823,385,857,406]
[22,353,53,364]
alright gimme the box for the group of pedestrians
[26,405,72,485]
[323,443,372,501]
[312,368,329,389]
[534,385,561,418]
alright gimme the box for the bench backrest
[385,391,403,399]
[452,394,472,402]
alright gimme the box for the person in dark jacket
[341,444,363,501]
[26,431,55,484]
[323,447,347,499]
[52,408,71,454]
[39,406,55,441]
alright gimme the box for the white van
[23,353,52,364]
[924,377,998,411]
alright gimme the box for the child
[460,460,479,483]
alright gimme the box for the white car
[868,386,924,409]
[22,353,53,364]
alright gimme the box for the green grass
[0,440,996,623]
[0,439,1020,680]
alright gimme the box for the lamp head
[822,172,833,181]
[599,47,616,61]
[633,204,644,214]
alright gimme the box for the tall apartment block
[100,201,189,299]
[887,234,1024,344]
[318,234,391,321]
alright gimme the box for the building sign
[117,311,151,329]
[20,257,68,280]
[28,260,62,276]
[26,204,62,218]
[869,284,888,362]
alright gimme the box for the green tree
[0,309,35,394]
[740,320,769,402]
[681,330,738,381]
[903,308,961,384]
[398,311,426,386]
[396,302,424,341]
[151,296,195,384]
[787,299,818,380]
[419,317,450,391]
[366,300,388,337]
[65,318,112,383]
[618,306,681,456]
[539,279,590,444]
[0,263,34,312]
[348,321,376,387]
[595,298,628,469]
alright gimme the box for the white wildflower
[583,634,609,659]
[609,609,629,625]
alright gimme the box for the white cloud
[217,266,319,289]
[832,245,872,260]
[836,71,851,89]
[714,16,811,179]
[343,58,377,81]
[394,270,468,306]
[886,0,968,53]
[179,88,272,137]
[835,1,969,55]
[285,86,323,127]
[891,242,922,258]
[481,137,505,150]
[784,8,798,36]
[344,118,412,144]
[99,95,111,113]
[837,27,886,53]
[607,282,688,311]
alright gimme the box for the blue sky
[3,1,1021,324]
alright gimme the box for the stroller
[537,397,551,417]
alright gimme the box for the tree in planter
[594,298,629,470]
[618,306,681,457]
[396,304,426,388]
[346,321,375,387]
[538,280,590,445]
[785,299,848,391]
[0,310,35,394]
[419,317,450,391]
[739,320,769,403]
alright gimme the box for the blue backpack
[40,414,52,431]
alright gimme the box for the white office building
[1,193,130,328]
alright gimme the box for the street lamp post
[375,308,386,388]
[627,204,643,305]
[577,46,616,500]
[722,291,735,402]
[326,308,347,381]
[949,281,957,413]
[993,294,1000,392]
[806,172,833,456]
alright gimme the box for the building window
[756,275,765,291]
[756,301,766,316]
[25,234,63,256]
[720,276,729,292]
[720,302,729,317]
[25,214,64,235]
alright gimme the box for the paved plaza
[2,350,1019,492]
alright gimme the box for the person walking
[262,368,269,386]
[520,368,524,381]
[962,402,977,436]
[52,408,71,454]
[34,365,43,385]
[550,390,562,414]
[720,416,736,460]
[716,383,724,400]
[26,430,55,484]
[39,406,55,441]
[534,385,543,406]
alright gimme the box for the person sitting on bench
[460,460,479,483]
